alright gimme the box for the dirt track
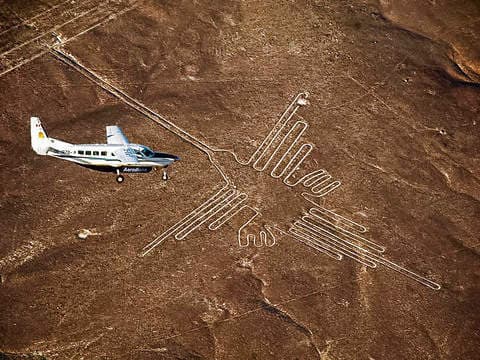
[0,0,479,359]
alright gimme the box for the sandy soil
[0,0,479,359]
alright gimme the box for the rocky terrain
[0,0,479,359]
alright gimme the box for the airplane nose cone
[154,152,180,161]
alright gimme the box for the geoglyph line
[306,208,385,253]
[291,226,377,267]
[2,0,441,289]
[138,91,330,253]
[237,209,276,248]
[50,49,245,253]
[289,210,441,290]
[239,94,441,289]
[225,92,342,198]
[50,48,214,155]
[0,0,112,57]
[0,1,138,78]
[50,49,273,253]
[48,48,440,289]
[0,0,73,37]
[141,186,233,256]
[292,221,379,268]
[174,189,239,240]
[208,193,248,230]
[141,185,275,254]
[273,226,343,261]
[302,199,368,234]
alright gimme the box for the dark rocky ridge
[380,0,480,84]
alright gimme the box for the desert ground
[0,0,479,359]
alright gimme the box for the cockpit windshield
[141,147,154,158]
[134,146,155,158]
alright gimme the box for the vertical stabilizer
[31,117,49,155]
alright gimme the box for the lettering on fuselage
[121,167,152,173]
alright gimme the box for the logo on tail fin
[31,116,49,155]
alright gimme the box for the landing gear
[162,168,169,181]
[116,169,124,183]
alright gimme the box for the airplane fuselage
[31,117,180,182]
[46,140,178,172]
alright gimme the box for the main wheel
[116,175,125,183]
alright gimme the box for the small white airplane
[30,117,179,183]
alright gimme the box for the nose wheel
[162,168,169,181]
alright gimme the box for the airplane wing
[114,148,138,164]
[106,126,129,145]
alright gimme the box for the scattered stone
[237,257,253,269]
[76,229,100,240]
[0,352,48,359]
[76,229,91,239]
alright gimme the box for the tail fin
[31,117,50,155]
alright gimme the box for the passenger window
[85,151,91,155]
[101,151,107,156]
[78,150,84,155]
[93,151,99,156]
[111,153,115,156]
